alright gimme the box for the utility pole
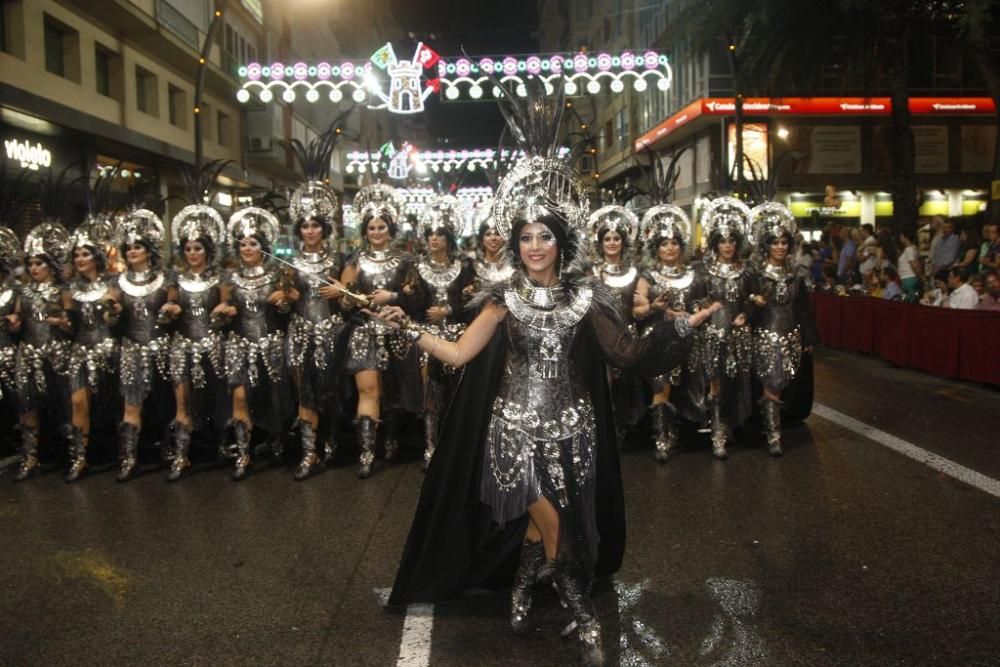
[194,0,230,179]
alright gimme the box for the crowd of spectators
[806,214,999,311]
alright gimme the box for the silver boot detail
[116,423,140,483]
[167,421,192,482]
[15,425,40,482]
[761,398,783,457]
[510,542,546,635]
[356,416,377,479]
[294,419,319,481]
[231,420,252,480]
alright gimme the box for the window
[217,110,234,148]
[135,65,159,116]
[168,84,187,128]
[616,108,629,147]
[43,15,80,81]
[96,48,110,96]
[201,103,213,141]
[604,119,614,149]
[44,20,64,77]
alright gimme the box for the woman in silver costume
[339,183,425,479]
[166,205,228,481]
[0,229,22,458]
[632,204,700,462]
[11,224,72,481]
[690,197,755,460]
[414,194,475,468]
[586,204,647,437]
[110,210,177,482]
[470,199,515,286]
[215,208,293,480]
[746,203,819,456]
[384,79,720,666]
[284,180,346,481]
[60,226,120,482]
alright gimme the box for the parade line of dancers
[2,81,816,666]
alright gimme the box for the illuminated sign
[4,138,53,171]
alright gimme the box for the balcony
[155,0,199,51]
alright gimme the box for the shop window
[168,84,188,129]
[135,65,159,117]
[44,14,80,82]
[218,109,235,149]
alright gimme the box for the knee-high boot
[422,409,438,471]
[510,542,546,635]
[651,402,678,463]
[15,425,40,482]
[760,398,782,457]
[552,560,605,666]
[293,419,319,481]
[65,426,89,483]
[167,421,192,482]
[356,416,377,479]
[382,411,400,462]
[231,419,252,480]
[116,423,140,482]
[709,397,729,460]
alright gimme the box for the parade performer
[340,183,425,479]
[691,197,754,459]
[167,204,228,481]
[384,79,719,666]
[471,199,515,286]
[111,209,176,481]
[586,204,647,435]
[415,194,475,468]
[217,207,292,480]
[61,222,121,482]
[284,153,346,480]
[11,224,72,480]
[0,229,22,458]
[746,203,819,456]
[633,204,699,462]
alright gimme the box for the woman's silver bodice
[703,259,747,327]
[647,264,696,312]
[492,283,593,442]
[177,271,221,339]
[356,250,404,291]
[474,256,515,285]
[756,263,800,335]
[117,270,169,344]
[291,250,342,323]
[18,282,63,347]
[0,283,15,347]
[594,262,638,315]
[69,276,115,345]
[418,257,463,307]
[231,266,282,339]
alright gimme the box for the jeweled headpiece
[353,183,401,227]
[73,214,115,254]
[587,204,639,245]
[641,204,691,248]
[171,204,226,247]
[0,227,21,271]
[227,206,280,247]
[418,193,465,240]
[287,113,350,228]
[700,196,751,250]
[489,77,589,245]
[749,202,797,247]
[24,222,71,266]
[115,208,164,249]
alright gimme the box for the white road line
[396,603,434,667]
[812,402,1000,499]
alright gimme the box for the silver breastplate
[71,277,114,343]
[357,250,401,290]
[19,283,63,345]
[178,272,220,337]
[649,266,695,310]
[119,271,168,342]
[493,284,591,440]
[231,267,280,336]
[293,251,340,321]
[475,257,514,284]
[418,258,462,305]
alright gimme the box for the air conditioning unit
[248,135,272,152]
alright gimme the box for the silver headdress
[24,222,71,266]
[287,110,352,228]
[227,207,280,247]
[488,76,590,273]
[171,204,226,248]
[587,204,639,245]
[72,214,115,255]
[115,208,164,249]
[641,204,692,249]
[418,193,466,240]
[352,183,401,228]
[700,196,751,251]
[749,202,797,247]
[473,197,497,234]
[0,227,20,271]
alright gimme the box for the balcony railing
[156,0,199,51]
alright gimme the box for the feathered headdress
[287,109,353,227]
[700,196,751,254]
[227,207,280,248]
[23,222,71,270]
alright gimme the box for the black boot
[322,431,338,466]
[167,421,192,482]
[761,398,783,456]
[651,403,678,463]
[709,397,729,460]
[294,419,319,481]
[510,542,546,635]
[383,412,400,462]
[64,427,88,483]
[15,425,40,482]
[421,410,438,472]
[356,416,377,479]
[116,423,140,483]
[231,420,252,481]
[552,560,605,666]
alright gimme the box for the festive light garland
[236,46,672,111]
[343,186,493,235]
[345,145,571,179]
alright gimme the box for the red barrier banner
[839,297,874,354]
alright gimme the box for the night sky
[387,0,539,150]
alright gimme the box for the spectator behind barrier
[922,270,949,306]
[945,267,978,309]
[978,270,1000,311]
[897,230,923,297]
[932,218,961,274]
[881,266,902,300]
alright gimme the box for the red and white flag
[413,42,440,70]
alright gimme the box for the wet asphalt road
[2,348,999,666]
